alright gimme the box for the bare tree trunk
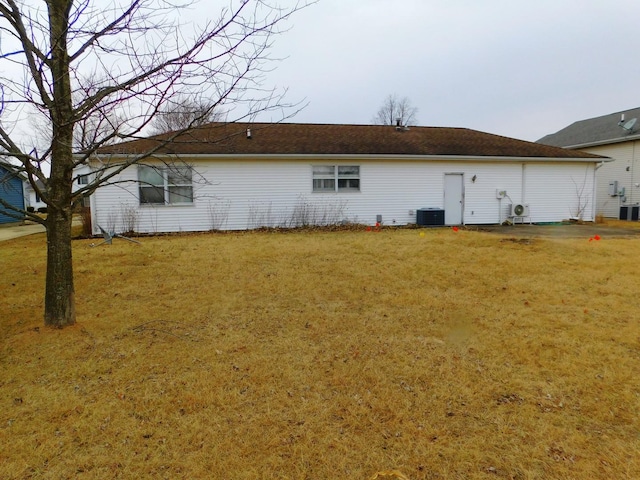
[44,205,75,327]
[44,0,76,327]
[1,0,311,328]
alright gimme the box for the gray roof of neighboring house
[96,122,603,160]
[538,107,640,148]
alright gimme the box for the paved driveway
[0,222,46,242]
[471,223,640,239]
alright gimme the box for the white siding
[23,183,46,210]
[90,158,597,233]
[524,163,596,222]
[462,163,523,224]
[579,142,640,218]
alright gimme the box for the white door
[444,173,464,225]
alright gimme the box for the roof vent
[395,118,409,131]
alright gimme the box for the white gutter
[88,153,610,163]
[561,134,640,150]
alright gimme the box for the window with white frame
[312,165,360,192]
[77,174,89,185]
[138,165,193,205]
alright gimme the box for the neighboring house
[22,165,91,212]
[73,165,92,207]
[538,107,640,218]
[0,161,25,224]
[85,123,605,235]
[23,179,47,211]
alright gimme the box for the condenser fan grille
[509,203,530,222]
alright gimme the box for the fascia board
[563,135,640,150]
[87,153,609,164]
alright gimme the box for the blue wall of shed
[0,165,25,224]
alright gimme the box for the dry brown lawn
[1,226,639,479]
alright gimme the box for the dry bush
[78,207,92,238]
[1,227,640,479]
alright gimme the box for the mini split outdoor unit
[510,203,530,217]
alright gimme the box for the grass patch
[1,228,639,479]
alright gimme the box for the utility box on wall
[416,208,445,226]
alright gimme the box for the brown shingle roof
[97,123,603,159]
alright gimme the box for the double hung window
[312,165,360,192]
[138,165,193,205]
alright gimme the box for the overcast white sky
[260,0,640,141]
[2,0,639,145]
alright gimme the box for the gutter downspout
[632,141,637,205]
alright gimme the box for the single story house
[0,161,25,224]
[85,122,606,234]
[538,107,640,218]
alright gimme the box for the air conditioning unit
[510,203,530,217]
[416,208,445,226]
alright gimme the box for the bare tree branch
[149,96,226,134]
[372,94,419,126]
[0,0,314,327]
